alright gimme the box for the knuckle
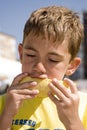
[66,99,72,107]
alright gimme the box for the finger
[8,81,37,91]
[12,72,29,85]
[48,91,60,105]
[64,78,77,93]
[51,78,70,98]
[48,82,68,101]
[11,89,39,95]
[7,89,39,99]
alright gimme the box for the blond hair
[23,6,84,60]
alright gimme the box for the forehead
[23,33,69,55]
[24,33,68,46]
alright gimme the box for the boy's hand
[48,78,81,130]
[3,73,39,117]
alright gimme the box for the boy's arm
[0,113,12,130]
[48,78,86,130]
[0,73,39,129]
[65,119,86,130]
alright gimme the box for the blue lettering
[28,120,32,126]
[19,119,24,125]
[15,119,19,125]
[12,120,15,125]
[24,119,28,125]
[12,119,36,127]
[31,121,36,127]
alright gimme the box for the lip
[30,74,48,79]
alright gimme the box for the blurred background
[0,0,87,94]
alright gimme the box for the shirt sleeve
[0,94,6,114]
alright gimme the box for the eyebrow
[24,45,64,59]
[49,52,64,59]
[24,45,38,52]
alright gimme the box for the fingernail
[53,78,58,82]
[24,72,28,75]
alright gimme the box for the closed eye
[49,59,59,63]
[26,54,36,57]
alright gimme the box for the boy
[0,5,87,130]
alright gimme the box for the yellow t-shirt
[0,92,87,130]
[79,92,87,130]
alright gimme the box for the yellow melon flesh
[20,77,69,98]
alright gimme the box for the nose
[33,62,46,73]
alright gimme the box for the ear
[18,43,23,63]
[65,57,81,76]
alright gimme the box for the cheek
[21,59,33,73]
[49,69,65,80]
[48,65,68,80]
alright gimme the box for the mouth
[29,74,48,79]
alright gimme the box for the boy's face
[18,34,79,80]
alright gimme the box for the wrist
[0,110,14,130]
[65,119,85,130]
